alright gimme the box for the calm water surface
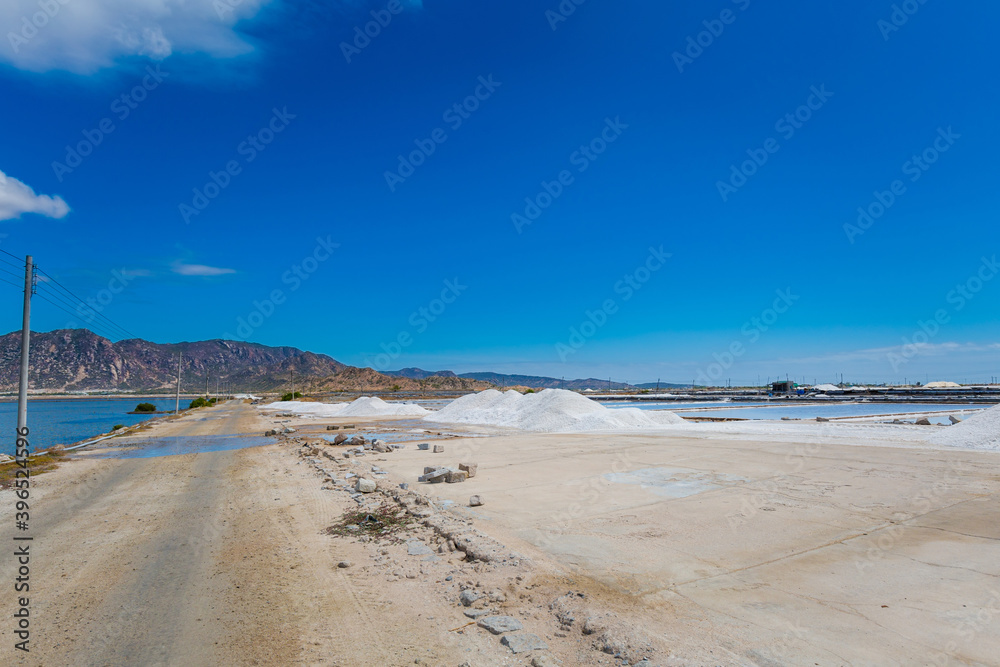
[0,398,172,450]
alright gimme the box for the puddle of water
[88,434,275,459]
[604,467,748,499]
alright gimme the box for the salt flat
[376,427,1000,665]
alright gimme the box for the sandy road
[0,403,478,666]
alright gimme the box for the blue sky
[0,0,997,385]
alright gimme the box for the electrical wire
[35,267,140,340]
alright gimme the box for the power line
[32,291,133,342]
[34,282,134,341]
[35,267,140,340]
[0,249,140,341]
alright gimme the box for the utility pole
[175,351,182,413]
[15,255,34,461]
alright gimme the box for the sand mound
[262,397,429,418]
[929,404,1000,450]
[426,389,684,432]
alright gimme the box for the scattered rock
[433,444,445,453]
[399,483,409,490]
[816,417,829,422]
[282,427,296,433]
[264,429,277,436]
[337,561,352,568]
[477,615,523,635]
[355,478,376,493]
[582,617,603,635]
[531,657,559,667]
[333,433,348,445]
[460,589,482,606]
[407,541,434,556]
[343,424,355,429]
[327,425,340,430]
[463,608,492,619]
[446,470,468,484]
[949,415,962,424]
[501,633,548,654]
[469,495,484,507]
[458,462,478,477]
[915,417,932,426]
[418,468,449,483]
[417,443,430,451]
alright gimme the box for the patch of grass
[325,503,414,540]
[0,450,66,489]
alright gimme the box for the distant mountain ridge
[384,368,639,391]
[0,330,489,394]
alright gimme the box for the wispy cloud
[0,169,70,221]
[1,0,425,75]
[0,0,273,74]
[171,261,236,276]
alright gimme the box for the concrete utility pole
[175,352,182,413]
[16,255,34,461]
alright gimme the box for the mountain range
[384,368,641,391]
[0,330,488,394]
[0,329,681,394]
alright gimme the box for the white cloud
[171,261,236,276]
[0,0,273,74]
[0,169,70,221]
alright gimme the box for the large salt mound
[929,404,1000,450]
[337,396,430,417]
[261,397,428,418]
[426,388,684,432]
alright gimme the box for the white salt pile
[261,397,429,418]
[426,388,685,433]
[929,404,1000,451]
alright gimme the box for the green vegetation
[281,391,303,401]
[391,384,401,392]
[0,450,65,489]
[325,504,414,540]
[112,424,125,431]
[134,402,157,413]
[525,388,535,394]
[188,397,219,409]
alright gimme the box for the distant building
[772,380,795,393]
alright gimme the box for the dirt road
[0,403,485,666]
